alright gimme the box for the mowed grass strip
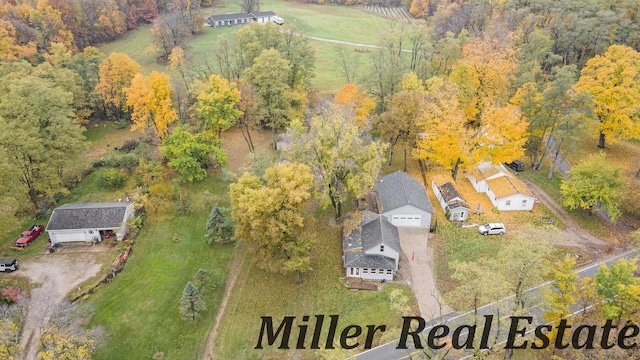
[88,177,235,360]
[214,209,417,358]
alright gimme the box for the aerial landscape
[1,0,640,359]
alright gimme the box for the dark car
[505,160,525,172]
[0,258,18,272]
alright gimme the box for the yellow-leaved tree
[413,79,528,180]
[95,52,141,121]
[573,44,640,148]
[125,71,178,140]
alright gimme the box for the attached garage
[46,202,135,245]
[390,215,422,227]
[374,171,434,229]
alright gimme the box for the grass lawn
[88,173,236,360]
[99,0,395,93]
[213,208,417,359]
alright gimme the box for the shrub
[99,169,127,189]
[119,139,140,153]
[104,154,139,171]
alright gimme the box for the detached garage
[46,202,135,245]
[373,171,434,229]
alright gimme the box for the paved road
[354,246,640,360]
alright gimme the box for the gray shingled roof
[438,182,470,210]
[375,171,434,214]
[46,202,133,231]
[251,11,277,17]
[361,215,400,253]
[344,252,396,269]
[207,13,254,22]
[343,212,400,252]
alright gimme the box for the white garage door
[391,215,421,227]
[52,230,86,243]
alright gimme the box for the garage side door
[391,215,421,227]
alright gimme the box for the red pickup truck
[16,225,44,247]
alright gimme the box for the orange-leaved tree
[334,83,375,127]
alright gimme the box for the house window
[505,200,511,206]
[378,269,384,274]
[522,200,527,206]
[387,269,392,274]
[363,268,368,274]
[380,245,385,252]
[350,268,354,276]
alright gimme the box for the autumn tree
[511,66,580,170]
[413,79,527,180]
[560,152,625,222]
[0,319,19,359]
[241,0,260,13]
[287,108,387,218]
[236,22,315,89]
[194,74,242,139]
[37,324,95,360]
[542,257,578,342]
[335,46,361,84]
[236,80,263,152]
[573,44,640,149]
[230,163,313,280]
[0,62,85,206]
[96,53,142,121]
[125,71,178,140]
[179,281,206,321]
[334,83,375,127]
[376,88,424,170]
[595,258,640,324]
[160,125,224,181]
[242,48,294,148]
[151,0,203,59]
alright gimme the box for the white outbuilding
[46,202,135,244]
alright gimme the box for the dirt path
[19,253,102,360]
[522,179,612,259]
[202,249,244,360]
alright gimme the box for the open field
[99,0,395,93]
[88,175,235,360]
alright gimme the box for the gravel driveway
[18,251,103,360]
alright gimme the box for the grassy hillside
[99,0,396,93]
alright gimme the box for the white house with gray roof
[206,11,283,28]
[373,171,434,228]
[343,211,400,281]
[46,202,135,244]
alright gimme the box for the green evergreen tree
[205,203,233,244]
[179,282,206,321]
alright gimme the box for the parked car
[15,224,44,247]
[478,223,506,235]
[505,160,525,172]
[0,258,18,272]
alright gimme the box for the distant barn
[206,11,284,28]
